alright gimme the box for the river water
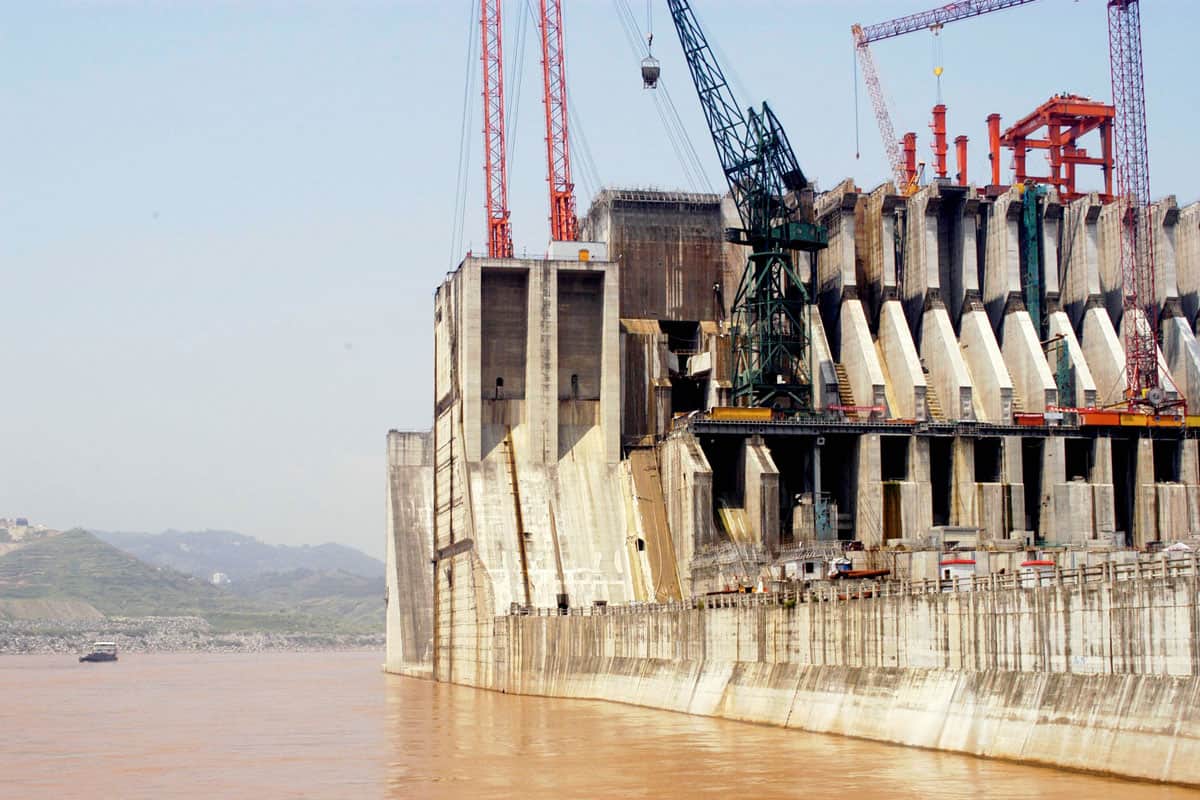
[2,650,1197,799]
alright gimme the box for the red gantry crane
[854,0,1165,409]
[539,0,577,242]
[481,0,513,258]
[852,0,1040,196]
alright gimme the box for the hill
[0,531,379,634]
[93,529,383,581]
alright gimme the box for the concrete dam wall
[494,565,1200,785]
[387,185,1200,785]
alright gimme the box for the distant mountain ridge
[0,530,381,634]
[93,529,383,582]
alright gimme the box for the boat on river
[79,642,118,663]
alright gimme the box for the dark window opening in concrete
[804,561,815,575]
[765,438,815,546]
[636,538,645,552]
[819,436,857,540]
[659,320,701,354]
[1154,439,1181,483]
[1065,438,1091,481]
[930,438,953,526]
[880,436,909,481]
[481,270,529,399]
[975,438,1003,483]
[700,436,744,510]
[1112,438,1133,546]
[1021,439,1043,535]
[557,272,604,400]
[670,376,705,415]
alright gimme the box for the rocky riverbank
[0,616,382,654]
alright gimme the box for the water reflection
[385,673,1199,800]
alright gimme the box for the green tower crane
[666,0,827,412]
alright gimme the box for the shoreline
[0,615,382,655]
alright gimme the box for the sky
[3,0,1198,559]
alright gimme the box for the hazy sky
[4,0,1198,558]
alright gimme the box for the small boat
[79,642,118,663]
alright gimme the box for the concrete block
[1082,305,1127,407]
[1001,310,1057,412]
[877,300,926,419]
[959,309,1013,422]
[922,308,975,420]
[1157,484,1190,542]
[840,300,888,413]
[1178,202,1200,324]
[1059,196,1103,329]
[1045,311,1098,408]
[1052,481,1094,544]
[857,434,883,547]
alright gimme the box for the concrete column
[1153,198,1200,404]
[1134,438,1157,547]
[743,437,781,554]
[808,306,839,410]
[952,437,976,527]
[1002,437,1025,540]
[1092,436,1116,542]
[658,432,715,598]
[910,437,933,537]
[1045,311,1098,408]
[462,259,483,462]
[981,187,1057,413]
[1041,437,1066,542]
[856,434,883,547]
[1060,196,1103,327]
[877,301,927,419]
[1177,202,1200,326]
[601,260,621,465]
[527,261,552,463]
[959,307,1014,421]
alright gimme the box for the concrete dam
[386,184,1200,785]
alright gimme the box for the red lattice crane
[481,0,513,258]
[1108,0,1161,405]
[539,0,577,241]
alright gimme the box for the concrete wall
[385,430,434,675]
[582,189,724,321]
[495,570,1200,785]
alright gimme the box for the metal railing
[506,553,1200,617]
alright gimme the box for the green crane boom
[666,0,827,411]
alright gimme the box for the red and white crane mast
[1108,0,1159,404]
[539,0,577,242]
[481,0,513,258]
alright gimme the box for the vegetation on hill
[0,531,380,634]
[93,529,384,580]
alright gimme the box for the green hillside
[0,530,379,634]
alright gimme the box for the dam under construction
[386,0,1200,787]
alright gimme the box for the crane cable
[613,0,711,193]
[449,0,480,267]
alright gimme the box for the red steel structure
[852,1,1039,196]
[480,0,513,258]
[930,104,948,179]
[994,94,1114,203]
[1108,0,1159,404]
[539,0,577,241]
